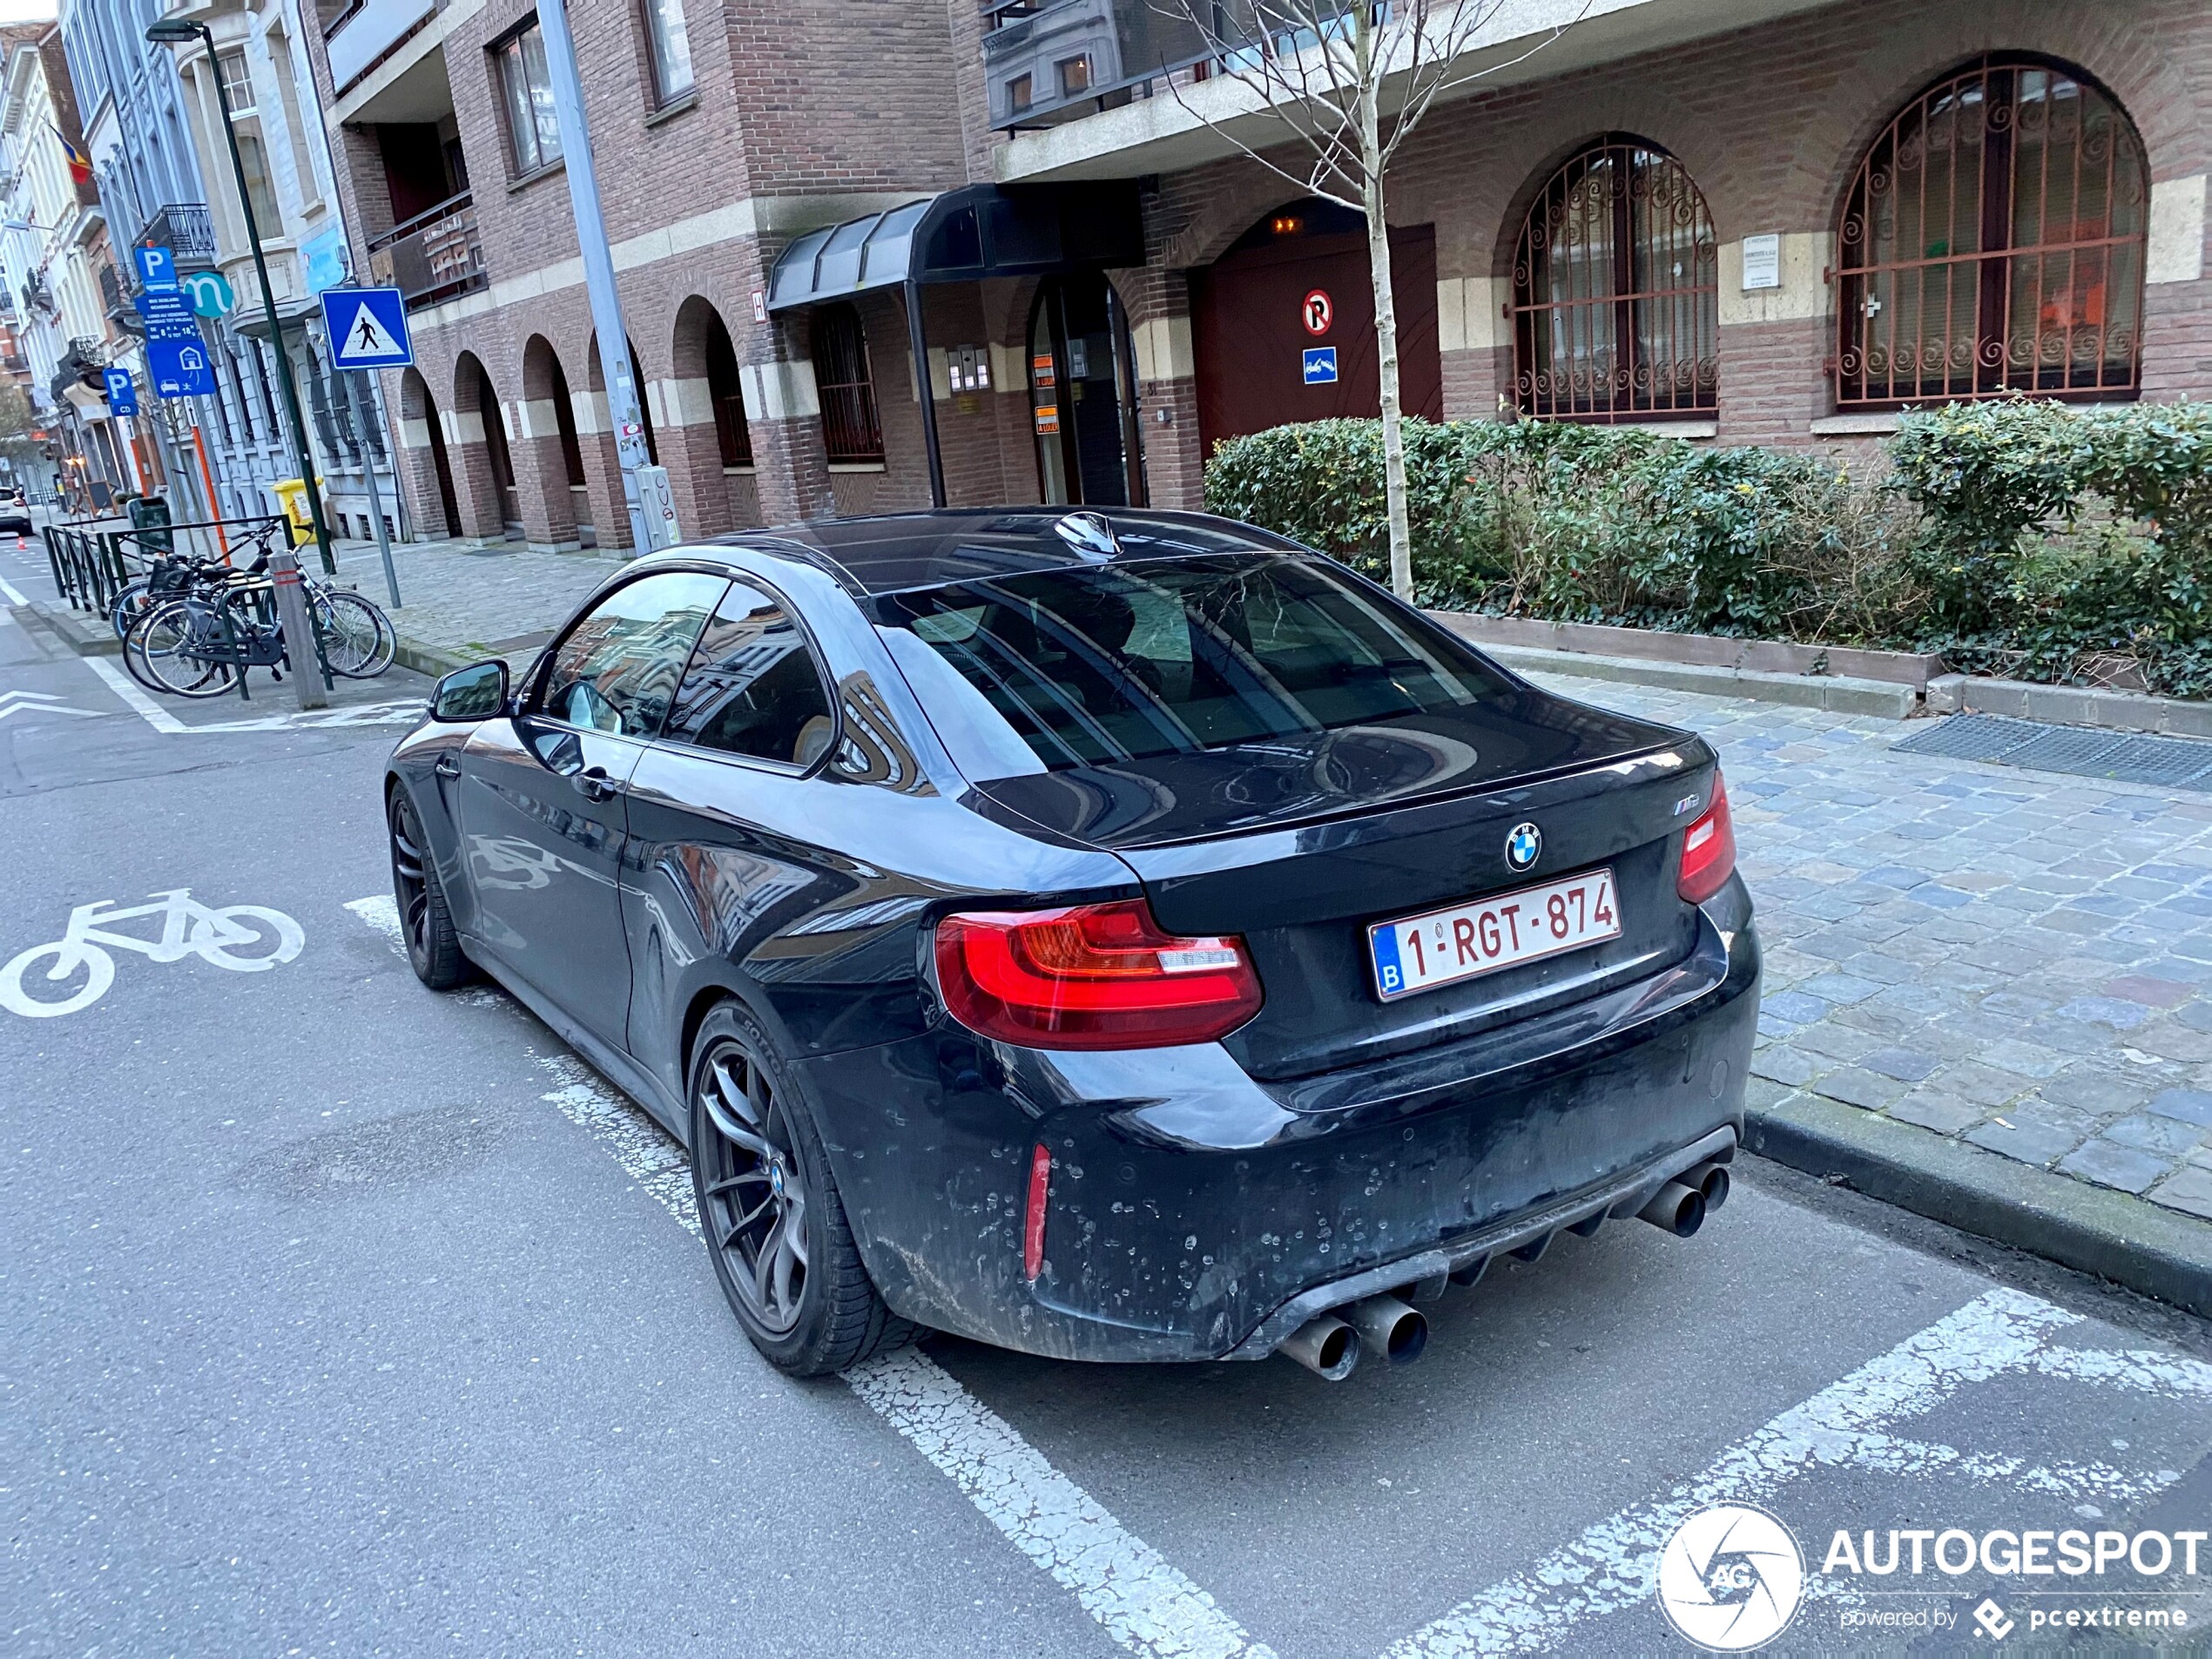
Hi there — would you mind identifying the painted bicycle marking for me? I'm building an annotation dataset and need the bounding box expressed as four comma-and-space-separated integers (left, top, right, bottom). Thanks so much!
1, 888, 304, 1017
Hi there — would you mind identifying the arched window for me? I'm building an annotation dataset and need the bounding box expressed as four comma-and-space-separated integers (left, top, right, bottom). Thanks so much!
1836, 57, 2148, 407
1510, 137, 1717, 421
811, 303, 882, 465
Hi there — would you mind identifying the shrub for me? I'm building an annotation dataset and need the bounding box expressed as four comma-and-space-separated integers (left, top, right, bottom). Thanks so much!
1202, 397, 2212, 698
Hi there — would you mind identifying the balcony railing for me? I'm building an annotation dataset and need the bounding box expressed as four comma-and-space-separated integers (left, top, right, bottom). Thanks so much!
366, 190, 486, 310
326, 0, 440, 92
138, 203, 219, 269
98, 260, 130, 321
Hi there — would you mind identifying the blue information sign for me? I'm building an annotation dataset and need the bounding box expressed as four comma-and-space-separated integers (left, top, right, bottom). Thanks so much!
133, 244, 179, 294
102, 367, 138, 415
134, 291, 198, 339
320, 287, 413, 369
1302, 347, 1339, 385
147, 334, 217, 398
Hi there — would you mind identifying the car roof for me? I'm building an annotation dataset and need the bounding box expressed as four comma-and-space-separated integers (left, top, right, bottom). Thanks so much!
700, 508, 1300, 597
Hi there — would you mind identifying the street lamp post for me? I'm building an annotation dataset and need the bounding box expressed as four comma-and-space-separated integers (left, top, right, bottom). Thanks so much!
147, 16, 329, 711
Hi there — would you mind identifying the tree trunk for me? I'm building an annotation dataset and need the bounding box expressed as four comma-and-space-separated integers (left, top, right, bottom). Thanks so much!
1357, 37, 1413, 600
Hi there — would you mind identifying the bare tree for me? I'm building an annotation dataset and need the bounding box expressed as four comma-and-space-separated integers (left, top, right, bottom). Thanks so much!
1158, 1, 1582, 597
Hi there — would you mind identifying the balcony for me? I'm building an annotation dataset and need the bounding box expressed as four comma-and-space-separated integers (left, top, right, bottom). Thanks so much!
138, 203, 219, 269
326, 0, 440, 94
982, 0, 1206, 130
366, 190, 485, 310
99, 260, 135, 328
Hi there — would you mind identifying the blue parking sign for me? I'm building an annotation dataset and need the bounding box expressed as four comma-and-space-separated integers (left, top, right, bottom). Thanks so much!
102, 368, 138, 415
320, 287, 413, 368
1303, 347, 1339, 385
133, 244, 178, 294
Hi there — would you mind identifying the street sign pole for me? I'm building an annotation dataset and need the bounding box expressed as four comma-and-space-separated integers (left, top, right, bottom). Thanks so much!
354, 373, 400, 609
536, 0, 672, 554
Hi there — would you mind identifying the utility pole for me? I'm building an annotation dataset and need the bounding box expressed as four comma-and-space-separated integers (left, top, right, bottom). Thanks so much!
534, 0, 677, 554
147, 16, 329, 710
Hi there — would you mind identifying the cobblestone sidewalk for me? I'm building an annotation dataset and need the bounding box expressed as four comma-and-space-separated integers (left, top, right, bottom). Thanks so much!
1518, 670, 2212, 1228
327, 535, 624, 664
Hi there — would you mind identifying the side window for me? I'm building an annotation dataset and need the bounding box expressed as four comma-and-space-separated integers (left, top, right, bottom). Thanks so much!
535, 570, 729, 738
662, 580, 835, 767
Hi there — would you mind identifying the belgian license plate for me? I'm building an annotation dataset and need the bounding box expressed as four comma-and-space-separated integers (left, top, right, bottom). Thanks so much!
1368, 868, 1622, 1001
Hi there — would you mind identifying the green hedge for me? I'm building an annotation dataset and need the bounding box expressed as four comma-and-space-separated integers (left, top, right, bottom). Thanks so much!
1202, 400, 2212, 698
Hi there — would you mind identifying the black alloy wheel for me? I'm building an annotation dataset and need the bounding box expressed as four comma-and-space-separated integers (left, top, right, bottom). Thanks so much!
388, 786, 474, 988
689, 1003, 914, 1376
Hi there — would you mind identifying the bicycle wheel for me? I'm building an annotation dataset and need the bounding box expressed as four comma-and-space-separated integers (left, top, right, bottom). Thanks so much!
195, 904, 306, 970
110, 577, 152, 639
126, 599, 239, 699
0, 941, 114, 1018
316, 590, 396, 678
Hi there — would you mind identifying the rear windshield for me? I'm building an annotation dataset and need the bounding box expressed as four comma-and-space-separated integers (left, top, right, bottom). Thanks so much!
871, 553, 1511, 777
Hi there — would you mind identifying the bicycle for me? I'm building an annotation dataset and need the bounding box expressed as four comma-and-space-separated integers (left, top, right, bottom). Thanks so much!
120, 549, 396, 697
0, 888, 304, 1018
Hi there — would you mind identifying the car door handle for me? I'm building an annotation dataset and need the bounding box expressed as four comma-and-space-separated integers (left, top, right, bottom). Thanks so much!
434, 754, 460, 779
574, 765, 623, 802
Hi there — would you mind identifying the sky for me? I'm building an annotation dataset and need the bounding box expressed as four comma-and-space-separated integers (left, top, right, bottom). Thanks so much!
0, 1, 55, 22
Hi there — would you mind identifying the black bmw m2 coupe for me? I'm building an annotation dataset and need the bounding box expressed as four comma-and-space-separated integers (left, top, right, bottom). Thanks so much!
385, 509, 1757, 1379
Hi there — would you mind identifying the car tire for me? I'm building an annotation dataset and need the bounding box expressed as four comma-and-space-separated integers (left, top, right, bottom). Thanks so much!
689, 1001, 915, 1377
388, 786, 476, 990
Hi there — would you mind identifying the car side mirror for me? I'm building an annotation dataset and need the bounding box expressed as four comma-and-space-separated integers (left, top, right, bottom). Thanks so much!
430, 658, 509, 722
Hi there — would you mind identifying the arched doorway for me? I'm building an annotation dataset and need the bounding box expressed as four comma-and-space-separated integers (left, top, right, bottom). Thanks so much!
460, 355, 521, 537
401, 367, 461, 537
1026, 273, 1142, 506
1189, 199, 1440, 454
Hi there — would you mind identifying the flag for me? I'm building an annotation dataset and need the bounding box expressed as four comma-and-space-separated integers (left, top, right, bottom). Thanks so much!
51, 125, 91, 187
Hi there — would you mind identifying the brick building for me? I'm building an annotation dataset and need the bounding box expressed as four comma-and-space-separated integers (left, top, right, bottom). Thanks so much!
303, 0, 2211, 550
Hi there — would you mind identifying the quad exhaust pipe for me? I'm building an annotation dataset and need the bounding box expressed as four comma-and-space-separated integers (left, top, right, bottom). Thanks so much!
1278, 1293, 1429, 1379
1280, 1159, 1731, 1378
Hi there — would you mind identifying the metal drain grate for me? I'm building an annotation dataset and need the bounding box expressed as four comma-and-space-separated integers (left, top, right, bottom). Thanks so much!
1894, 713, 2212, 791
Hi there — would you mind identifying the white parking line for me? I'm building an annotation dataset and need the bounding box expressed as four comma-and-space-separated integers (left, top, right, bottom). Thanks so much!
343, 896, 2208, 1659
0, 572, 27, 605
1386, 1289, 2209, 1657
82, 655, 421, 733
347, 896, 1279, 1659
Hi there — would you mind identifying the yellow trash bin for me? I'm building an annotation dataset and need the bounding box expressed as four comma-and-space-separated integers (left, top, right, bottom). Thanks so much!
271, 476, 325, 546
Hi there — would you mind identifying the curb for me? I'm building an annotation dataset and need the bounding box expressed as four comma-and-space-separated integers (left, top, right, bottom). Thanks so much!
1480, 643, 1919, 718
1745, 1092, 2212, 1318
392, 634, 472, 680
19, 598, 121, 657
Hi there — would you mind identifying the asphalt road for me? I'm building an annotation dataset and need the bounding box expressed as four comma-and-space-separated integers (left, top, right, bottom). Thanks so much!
4, 577, 2209, 1657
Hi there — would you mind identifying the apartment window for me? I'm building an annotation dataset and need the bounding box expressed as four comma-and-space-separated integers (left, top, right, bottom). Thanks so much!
1836, 56, 2147, 407
1056, 56, 1090, 98
495, 24, 563, 176
1007, 74, 1032, 114
236, 133, 283, 234
216, 48, 254, 112
642, 0, 694, 106
811, 304, 881, 465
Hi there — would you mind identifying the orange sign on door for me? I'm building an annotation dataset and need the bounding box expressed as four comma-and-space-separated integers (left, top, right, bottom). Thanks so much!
1033, 403, 1061, 435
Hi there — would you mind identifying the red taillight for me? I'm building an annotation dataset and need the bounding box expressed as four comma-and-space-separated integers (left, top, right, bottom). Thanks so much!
1023, 1143, 1050, 1281
934, 897, 1264, 1050
1676, 771, 1737, 905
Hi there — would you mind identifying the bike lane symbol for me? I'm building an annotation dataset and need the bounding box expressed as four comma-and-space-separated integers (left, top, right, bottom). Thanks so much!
1, 889, 304, 1018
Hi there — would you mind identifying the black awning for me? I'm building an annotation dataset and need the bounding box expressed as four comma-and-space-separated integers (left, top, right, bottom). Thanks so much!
765, 182, 1145, 313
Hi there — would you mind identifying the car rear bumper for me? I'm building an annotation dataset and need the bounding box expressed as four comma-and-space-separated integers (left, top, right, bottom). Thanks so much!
800, 880, 1759, 1364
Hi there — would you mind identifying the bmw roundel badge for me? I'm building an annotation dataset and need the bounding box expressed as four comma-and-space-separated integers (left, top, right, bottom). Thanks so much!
1505, 821, 1542, 872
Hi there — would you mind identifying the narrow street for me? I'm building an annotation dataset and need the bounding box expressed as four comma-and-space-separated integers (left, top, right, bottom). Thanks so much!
6, 557, 2206, 1657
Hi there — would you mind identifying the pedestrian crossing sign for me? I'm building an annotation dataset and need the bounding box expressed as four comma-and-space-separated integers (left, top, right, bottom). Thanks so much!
320, 287, 414, 368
